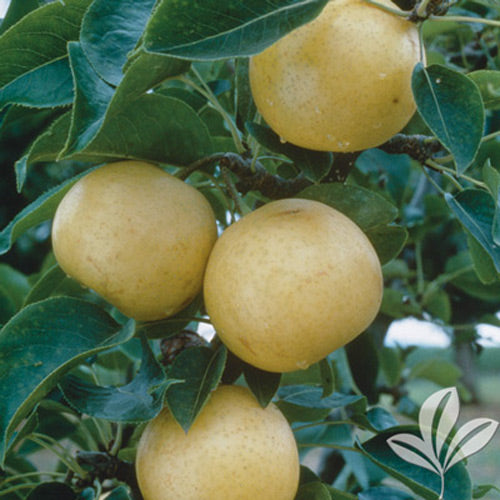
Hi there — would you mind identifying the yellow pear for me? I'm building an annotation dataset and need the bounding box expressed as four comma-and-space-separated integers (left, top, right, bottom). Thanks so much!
249, 0, 421, 152
203, 198, 383, 372
51, 160, 217, 321
135, 384, 300, 500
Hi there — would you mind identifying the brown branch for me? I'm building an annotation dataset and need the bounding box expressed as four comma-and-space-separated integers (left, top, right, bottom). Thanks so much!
379, 133, 443, 163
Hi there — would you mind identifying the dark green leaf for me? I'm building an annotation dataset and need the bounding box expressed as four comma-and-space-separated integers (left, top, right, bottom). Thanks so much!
80, 0, 157, 85
358, 486, 413, 499
0, 0, 39, 35
243, 364, 281, 408
59, 338, 179, 422
469, 70, 500, 110
295, 481, 331, 500
0, 264, 30, 310
446, 189, 500, 272
141, 0, 329, 60
365, 407, 399, 432
277, 385, 362, 409
345, 332, 379, 404
0, 297, 135, 466
63, 42, 115, 156
165, 346, 227, 432
0, 57, 74, 111
466, 233, 499, 285
355, 148, 412, 206
325, 486, 357, 499
378, 347, 402, 387
412, 63, 484, 173
0, 167, 96, 255
27, 482, 76, 500
359, 427, 472, 500
61, 43, 209, 164
365, 224, 407, 265
23, 264, 68, 306
247, 122, 333, 182
298, 183, 398, 229
0, 0, 91, 89
236, 58, 257, 126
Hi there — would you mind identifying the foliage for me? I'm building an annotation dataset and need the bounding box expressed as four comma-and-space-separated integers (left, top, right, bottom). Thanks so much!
0, 0, 499, 498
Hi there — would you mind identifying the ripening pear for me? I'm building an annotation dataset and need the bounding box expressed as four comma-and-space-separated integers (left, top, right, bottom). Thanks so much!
51, 161, 217, 321
135, 385, 300, 500
203, 198, 383, 373
249, 0, 421, 152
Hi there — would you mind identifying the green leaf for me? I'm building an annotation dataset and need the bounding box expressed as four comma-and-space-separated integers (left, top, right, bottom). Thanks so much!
278, 385, 362, 409
80, 0, 157, 85
246, 122, 333, 182
446, 251, 500, 301
165, 345, 227, 432
365, 224, 407, 265
0, 167, 96, 255
243, 364, 281, 408
104, 486, 133, 500
298, 183, 405, 263
379, 347, 402, 387
408, 358, 461, 387
359, 427, 472, 500
61, 43, 209, 164
63, 42, 115, 156
466, 233, 499, 285
59, 338, 180, 422
358, 486, 413, 499
0, 0, 39, 35
0, 264, 30, 310
298, 183, 398, 230
23, 264, 68, 306
473, 484, 500, 499
295, 481, 332, 500
412, 63, 484, 173
26, 482, 76, 500
0, 57, 74, 111
469, 70, 500, 110
141, 0, 329, 60
0, 297, 135, 466
446, 189, 500, 272
0, 0, 91, 89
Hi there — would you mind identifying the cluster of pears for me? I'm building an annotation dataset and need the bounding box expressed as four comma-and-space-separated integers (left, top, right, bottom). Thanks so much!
51, 0, 420, 497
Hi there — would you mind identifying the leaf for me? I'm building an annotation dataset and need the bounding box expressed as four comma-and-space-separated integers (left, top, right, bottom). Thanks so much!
277, 385, 362, 409
0, 0, 39, 35
358, 486, 414, 500
365, 224, 407, 265
59, 337, 180, 422
104, 486, 133, 500
408, 359, 462, 388
0, 0, 91, 89
165, 345, 227, 432
412, 63, 484, 173
298, 183, 398, 229
0, 57, 74, 111
0, 297, 135, 466
243, 364, 281, 408
0, 167, 96, 255
26, 482, 76, 500
141, 0, 329, 60
443, 418, 499, 472
23, 264, 67, 306
63, 42, 115, 156
80, 0, 157, 85
246, 122, 333, 182
469, 70, 500, 110
61, 43, 209, 164
295, 481, 332, 500
446, 189, 500, 272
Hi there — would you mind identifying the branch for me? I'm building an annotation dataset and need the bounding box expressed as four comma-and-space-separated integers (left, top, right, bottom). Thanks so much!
379, 134, 443, 163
